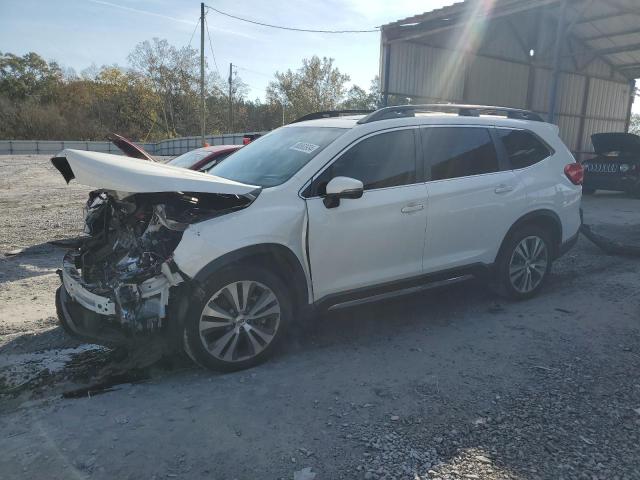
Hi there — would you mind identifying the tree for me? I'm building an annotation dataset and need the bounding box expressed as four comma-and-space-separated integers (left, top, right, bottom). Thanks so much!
92, 66, 158, 140
0, 46, 377, 140
266, 56, 350, 122
340, 77, 384, 110
341, 85, 372, 110
0, 51, 62, 101
128, 38, 200, 137
206, 69, 250, 133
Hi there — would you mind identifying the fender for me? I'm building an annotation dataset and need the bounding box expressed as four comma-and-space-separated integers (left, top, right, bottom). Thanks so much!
497, 209, 563, 260
192, 243, 311, 308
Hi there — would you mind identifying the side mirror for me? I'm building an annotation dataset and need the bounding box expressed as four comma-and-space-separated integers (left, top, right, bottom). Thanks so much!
323, 176, 364, 208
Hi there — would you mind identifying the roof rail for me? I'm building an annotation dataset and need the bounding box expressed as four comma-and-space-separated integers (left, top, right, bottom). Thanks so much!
291, 109, 374, 124
357, 104, 545, 124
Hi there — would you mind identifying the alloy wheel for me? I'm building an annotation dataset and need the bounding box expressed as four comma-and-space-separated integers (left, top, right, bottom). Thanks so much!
198, 280, 281, 363
508, 235, 549, 294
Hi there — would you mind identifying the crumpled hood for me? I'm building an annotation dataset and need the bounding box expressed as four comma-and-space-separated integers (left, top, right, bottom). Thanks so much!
51, 149, 259, 196
591, 133, 640, 155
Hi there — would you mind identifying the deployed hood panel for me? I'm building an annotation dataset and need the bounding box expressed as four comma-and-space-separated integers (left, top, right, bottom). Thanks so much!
51, 149, 259, 196
591, 133, 640, 155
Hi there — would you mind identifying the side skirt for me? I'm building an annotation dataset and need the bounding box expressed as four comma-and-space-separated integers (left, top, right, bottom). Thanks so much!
315, 263, 491, 312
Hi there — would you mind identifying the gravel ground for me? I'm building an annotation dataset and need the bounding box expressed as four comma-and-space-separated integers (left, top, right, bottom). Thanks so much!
1, 155, 640, 479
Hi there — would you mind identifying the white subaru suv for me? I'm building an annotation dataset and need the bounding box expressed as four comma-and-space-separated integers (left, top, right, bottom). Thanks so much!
53, 104, 583, 371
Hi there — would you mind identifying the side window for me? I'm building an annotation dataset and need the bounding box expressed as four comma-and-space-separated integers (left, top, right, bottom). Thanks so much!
497, 129, 552, 169
314, 129, 416, 194
422, 127, 499, 181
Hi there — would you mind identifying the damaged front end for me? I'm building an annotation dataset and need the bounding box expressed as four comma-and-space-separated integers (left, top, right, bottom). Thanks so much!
56, 189, 254, 346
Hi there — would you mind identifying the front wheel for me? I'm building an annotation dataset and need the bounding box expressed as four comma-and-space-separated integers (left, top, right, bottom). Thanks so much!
495, 227, 552, 300
183, 266, 292, 372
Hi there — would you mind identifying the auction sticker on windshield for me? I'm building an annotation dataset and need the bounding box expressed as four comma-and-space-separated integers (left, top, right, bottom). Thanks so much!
289, 142, 320, 154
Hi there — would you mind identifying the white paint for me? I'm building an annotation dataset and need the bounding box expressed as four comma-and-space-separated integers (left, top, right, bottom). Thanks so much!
56, 149, 259, 195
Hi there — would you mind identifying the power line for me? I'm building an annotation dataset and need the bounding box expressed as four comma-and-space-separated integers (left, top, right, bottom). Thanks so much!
188, 16, 200, 46
234, 65, 273, 78
204, 14, 221, 77
205, 5, 379, 34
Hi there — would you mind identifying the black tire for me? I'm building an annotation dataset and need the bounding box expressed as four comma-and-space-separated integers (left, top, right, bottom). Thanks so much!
495, 226, 553, 300
183, 266, 292, 372
582, 187, 596, 195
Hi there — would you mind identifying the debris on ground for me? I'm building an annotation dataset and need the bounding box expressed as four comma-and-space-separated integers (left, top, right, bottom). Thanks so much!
293, 467, 317, 480
581, 224, 640, 256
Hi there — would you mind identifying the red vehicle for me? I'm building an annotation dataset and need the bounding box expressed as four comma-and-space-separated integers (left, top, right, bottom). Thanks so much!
107, 133, 243, 172
165, 145, 243, 171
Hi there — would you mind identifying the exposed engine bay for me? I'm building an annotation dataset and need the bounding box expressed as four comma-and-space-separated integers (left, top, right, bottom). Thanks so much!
60, 189, 254, 336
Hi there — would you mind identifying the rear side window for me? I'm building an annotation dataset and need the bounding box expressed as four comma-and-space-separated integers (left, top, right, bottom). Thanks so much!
315, 128, 416, 192
422, 127, 499, 180
497, 129, 552, 169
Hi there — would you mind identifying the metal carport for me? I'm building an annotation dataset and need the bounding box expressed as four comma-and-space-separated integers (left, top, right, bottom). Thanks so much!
380, 0, 640, 159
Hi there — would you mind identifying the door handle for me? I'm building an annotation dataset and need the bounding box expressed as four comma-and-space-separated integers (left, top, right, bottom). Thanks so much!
401, 203, 424, 213
494, 184, 514, 194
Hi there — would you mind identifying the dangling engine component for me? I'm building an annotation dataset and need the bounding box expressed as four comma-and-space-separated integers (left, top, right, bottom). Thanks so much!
59, 189, 253, 336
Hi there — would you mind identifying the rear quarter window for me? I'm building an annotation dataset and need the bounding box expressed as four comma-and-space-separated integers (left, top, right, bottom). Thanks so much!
497, 129, 552, 169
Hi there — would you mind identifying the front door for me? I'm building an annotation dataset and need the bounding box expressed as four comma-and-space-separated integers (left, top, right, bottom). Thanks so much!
305, 127, 427, 301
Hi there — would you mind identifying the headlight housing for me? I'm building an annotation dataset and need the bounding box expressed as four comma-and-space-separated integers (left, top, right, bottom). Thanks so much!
619, 164, 630, 173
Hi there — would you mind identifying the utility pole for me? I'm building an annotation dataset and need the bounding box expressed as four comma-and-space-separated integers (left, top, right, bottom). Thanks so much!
200, 2, 205, 146
228, 62, 233, 133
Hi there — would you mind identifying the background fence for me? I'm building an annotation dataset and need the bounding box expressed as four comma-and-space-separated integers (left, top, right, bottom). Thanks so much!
0, 132, 266, 156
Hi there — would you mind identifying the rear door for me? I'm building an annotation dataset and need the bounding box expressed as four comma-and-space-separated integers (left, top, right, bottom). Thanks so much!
305, 127, 428, 300
421, 126, 526, 272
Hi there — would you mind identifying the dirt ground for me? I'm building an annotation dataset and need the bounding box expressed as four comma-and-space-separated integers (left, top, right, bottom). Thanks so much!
1, 155, 640, 480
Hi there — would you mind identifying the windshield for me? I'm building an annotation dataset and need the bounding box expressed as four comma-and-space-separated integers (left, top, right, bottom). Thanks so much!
167, 149, 211, 169
209, 126, 346, 187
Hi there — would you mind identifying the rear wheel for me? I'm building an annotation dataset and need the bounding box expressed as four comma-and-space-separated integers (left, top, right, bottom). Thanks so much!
183, 266, 292, 372
495, 226, 552, 300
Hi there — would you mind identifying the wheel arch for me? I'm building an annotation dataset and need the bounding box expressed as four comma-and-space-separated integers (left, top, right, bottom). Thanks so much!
496, 210, 563, 262
192, 243, 310, 311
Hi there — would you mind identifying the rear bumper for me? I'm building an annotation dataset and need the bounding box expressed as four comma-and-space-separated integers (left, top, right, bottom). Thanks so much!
556, 208, 582, 259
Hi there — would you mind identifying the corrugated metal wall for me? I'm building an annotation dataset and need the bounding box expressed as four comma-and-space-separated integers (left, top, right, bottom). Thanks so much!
382, 13, 634, 159
466, 56, 529, 108
387, 43, 465, 101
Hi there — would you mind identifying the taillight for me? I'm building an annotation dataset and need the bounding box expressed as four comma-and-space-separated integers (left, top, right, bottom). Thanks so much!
564, 163, 584, 185
242, 137, 251, 145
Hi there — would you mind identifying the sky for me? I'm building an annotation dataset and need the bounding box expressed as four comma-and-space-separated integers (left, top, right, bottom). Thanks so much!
0, 0, 636, 113
0, 0, 453, 99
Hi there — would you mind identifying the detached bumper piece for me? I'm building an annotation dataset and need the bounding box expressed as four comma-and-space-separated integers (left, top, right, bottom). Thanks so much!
56, 251, 183, 345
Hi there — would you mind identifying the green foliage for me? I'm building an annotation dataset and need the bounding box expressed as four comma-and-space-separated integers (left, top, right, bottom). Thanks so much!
0, 51, 62, 101
0, 47, 379, 141
266, 56, 351, 123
